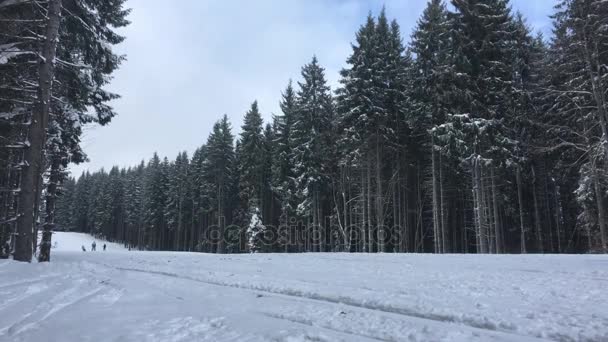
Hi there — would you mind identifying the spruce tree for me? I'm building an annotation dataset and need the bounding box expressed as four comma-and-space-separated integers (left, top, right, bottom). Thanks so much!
272, 81, 298, 251
203, 115, 235, 253
291, 56, 334, 252
238, 101, 266, 241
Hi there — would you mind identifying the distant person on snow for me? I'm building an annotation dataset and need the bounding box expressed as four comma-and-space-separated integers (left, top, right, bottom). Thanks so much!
92, 241, 96, 251
103, 244, 106, 251
82, 245, 86, 252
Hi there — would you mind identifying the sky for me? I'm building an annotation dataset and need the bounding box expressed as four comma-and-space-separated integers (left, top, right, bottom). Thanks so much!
71, 0, 556, 176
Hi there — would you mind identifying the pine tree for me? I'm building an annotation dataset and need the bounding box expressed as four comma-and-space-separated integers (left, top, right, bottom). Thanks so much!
272, 81, 298, 251
440, 0, 517, 253
203, 115, 235, 253
0, 0, 130, 261
247, 207, 267, 253
237, 101, 266, 246
545, 0, 608, 252
291, 56, 334, 252
411, 0, 453, 253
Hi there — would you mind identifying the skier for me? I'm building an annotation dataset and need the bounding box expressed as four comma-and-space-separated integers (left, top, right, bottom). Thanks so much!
92, 241, 96, 251
103, 244, 106, 251
82, 245, 86, 252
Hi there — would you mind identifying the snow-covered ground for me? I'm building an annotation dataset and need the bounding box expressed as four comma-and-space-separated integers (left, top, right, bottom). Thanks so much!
47, 231, 127, 252
0, 233, 606, 342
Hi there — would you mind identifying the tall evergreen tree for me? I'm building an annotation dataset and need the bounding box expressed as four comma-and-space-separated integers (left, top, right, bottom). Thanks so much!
291, 56, 334, 252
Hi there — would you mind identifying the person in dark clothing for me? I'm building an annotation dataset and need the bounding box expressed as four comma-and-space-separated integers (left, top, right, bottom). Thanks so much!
82, 245, 86, 252
103, 244, 106, 251
92, 241, 96, 251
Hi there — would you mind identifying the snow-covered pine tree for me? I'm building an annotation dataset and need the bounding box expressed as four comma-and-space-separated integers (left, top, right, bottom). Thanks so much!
237, 101, 266, 247
123, 162, 145, 249
165, 152, 189, 250
0, 0, 130, 261
437, 0, 518, 253
336, 15, 377, 253
203, 115, 235, 253
262, 123, 277, 249
0, 1, 42, 258
291, 56, 334, 252
410, 0, 453, 253
53, 177, 76, 231
142, 153, 168, 250
247, 207, 266, 253
542, 0, 608, 252
272, 81, 298, 252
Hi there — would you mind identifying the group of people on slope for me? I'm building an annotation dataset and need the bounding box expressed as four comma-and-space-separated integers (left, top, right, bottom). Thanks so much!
81, 241, 106, 252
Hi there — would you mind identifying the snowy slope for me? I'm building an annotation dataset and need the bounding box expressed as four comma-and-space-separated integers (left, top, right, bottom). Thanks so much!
50, 231, 127, 252
0, 233, 606, 342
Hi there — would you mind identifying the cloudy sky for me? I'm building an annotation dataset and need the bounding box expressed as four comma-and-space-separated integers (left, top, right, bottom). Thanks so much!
71, 0, 556, 176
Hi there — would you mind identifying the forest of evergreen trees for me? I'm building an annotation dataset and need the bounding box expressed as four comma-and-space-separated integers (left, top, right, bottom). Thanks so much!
0, 0, 129, 261
3, 0, 608, 258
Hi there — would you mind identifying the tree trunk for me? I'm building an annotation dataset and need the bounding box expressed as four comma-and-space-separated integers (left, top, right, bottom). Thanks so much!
592, 163, 607, 252
32, 170, 43, 253
541, 169, 554, 253
440, 154, 448, 253
15, 0, 63, 262
361, 168, 367, 252
472, 161, 480, 253
431, 140, 441, 254
473, 158, 488, 253
491, 167, 501, 254
375, 134, 385, 252
38, 157, 60, 262
367, 152, 373, 253
516, 166, 527, 253
553, 180, 562, 253
532, 166, 544, 253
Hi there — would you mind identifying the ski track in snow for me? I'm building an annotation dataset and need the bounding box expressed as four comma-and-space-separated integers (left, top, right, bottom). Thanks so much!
0, 232, 606, 342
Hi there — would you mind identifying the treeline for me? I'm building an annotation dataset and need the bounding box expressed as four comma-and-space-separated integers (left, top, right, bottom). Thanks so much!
58, 0, 608, 254
0, 0, 129, 261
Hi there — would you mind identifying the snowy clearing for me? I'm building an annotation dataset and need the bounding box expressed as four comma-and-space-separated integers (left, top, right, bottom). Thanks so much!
0, 233, 606, 342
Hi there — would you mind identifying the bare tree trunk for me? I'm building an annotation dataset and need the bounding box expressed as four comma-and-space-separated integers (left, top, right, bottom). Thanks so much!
361, 168, 367, 252
392, 174, 398, 252
474, 158, 488, 254
481, 165, 492, 254
472, 160, 480, 253
344, 182, 350, 252
516, 166, 527, 253
398, 167, 406, 252
592, 163, 607, 252
375, 134, 385, 252
317, 189, 324, 252
431, 139, 441, 253
38, 157, 60, 262
15, 0, 62, 262
217, 183, 224, 254
440, 154, 448, 253
539, 166, 554, 253
32, 171, 43, 253
491, 167, 501, 254
553, 180, 562, 253
532, 166, 544, 253
367, 152, 373, 253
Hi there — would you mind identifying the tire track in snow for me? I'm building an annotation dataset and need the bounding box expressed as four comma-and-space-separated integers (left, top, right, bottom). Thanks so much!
0, 275, 60, 291
260, 312, 391, 342
1, 284, 104, 337
95, 262, 543, 341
